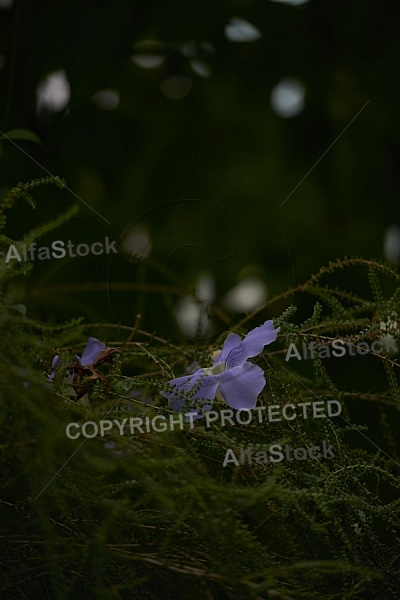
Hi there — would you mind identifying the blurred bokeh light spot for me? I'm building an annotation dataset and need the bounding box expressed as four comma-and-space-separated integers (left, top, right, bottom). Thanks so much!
222, 277, 267, 312
175, 272, 215, 337
225, 17, 262, 42
36, 69, 70, 113
190, 59, 211, 78
175, 296, 211, 337
0, 0, 13, 8
384, 224, 400, 264
121, 225, 152, 260
131, 55, 165, 69
160, 76, 192, 100
270, 77, 305, 118
92, 88, 120, 111
196, 271, 215, 303
131, 39, 165, 69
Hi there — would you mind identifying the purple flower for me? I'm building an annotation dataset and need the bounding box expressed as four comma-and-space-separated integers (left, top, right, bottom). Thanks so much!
75, 337, 106, 366
49, 337, 106, 380
48, 354, 62, 381
162, 320, 279, 414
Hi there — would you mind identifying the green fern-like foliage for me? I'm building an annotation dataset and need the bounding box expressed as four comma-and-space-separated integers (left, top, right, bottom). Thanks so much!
1, 182, 400, 599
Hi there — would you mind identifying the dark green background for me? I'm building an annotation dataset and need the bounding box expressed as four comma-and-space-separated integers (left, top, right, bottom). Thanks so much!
0, 0, 399, 336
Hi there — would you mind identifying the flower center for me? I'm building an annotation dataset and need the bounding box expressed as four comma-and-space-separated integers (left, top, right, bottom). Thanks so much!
204, 360, 226, 376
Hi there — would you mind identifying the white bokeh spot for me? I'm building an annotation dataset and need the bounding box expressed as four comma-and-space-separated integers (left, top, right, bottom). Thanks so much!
222, 277, 267, 312
121, 226, 152, 260
175, 271, 215, 337
175, 296, 211, 337
131, 39, 166, 69
225, 17, 262, 43
384, 224, 400, 264
131, 55, 165, 69
190, 59, 211, 78
196, 271, 215, 303
270, 77, 305, 118
36, 69, 70, 113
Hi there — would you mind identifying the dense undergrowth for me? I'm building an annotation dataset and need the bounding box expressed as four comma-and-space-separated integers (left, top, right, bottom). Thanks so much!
1, 178, 400, 599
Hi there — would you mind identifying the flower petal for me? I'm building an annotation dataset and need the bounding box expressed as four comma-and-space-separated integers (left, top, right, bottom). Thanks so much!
51, 355, 61, 368
217, 362, 266, 410
225, 320, 279, 368
48, 354, 62, 381
80, 337, 106, 366
161, 368, 218, 414
214, 332, 242, 365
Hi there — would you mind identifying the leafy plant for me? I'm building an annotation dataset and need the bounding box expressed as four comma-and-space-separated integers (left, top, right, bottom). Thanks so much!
1, 181, 400, 599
